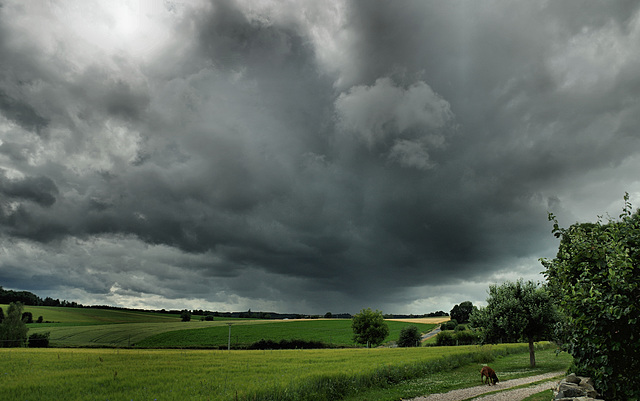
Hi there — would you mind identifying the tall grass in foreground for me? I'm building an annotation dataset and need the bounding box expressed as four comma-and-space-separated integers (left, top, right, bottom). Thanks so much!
0, 343, 535, 401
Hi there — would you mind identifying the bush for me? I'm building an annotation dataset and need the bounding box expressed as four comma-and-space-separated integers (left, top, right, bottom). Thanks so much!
28, 332, 50, 348
435, 329, 480, 346
454, 324, 466, 332
435, 331, 456, 346
21, 312, 33, 324
248, 339, 329, 350
204, 315, 214, 321
397, 325, 421, 347
441, 320, 458, 331
455, 329, 480, 345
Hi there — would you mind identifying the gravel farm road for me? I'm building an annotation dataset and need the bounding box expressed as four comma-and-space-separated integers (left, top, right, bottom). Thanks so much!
406, 371, 564, 401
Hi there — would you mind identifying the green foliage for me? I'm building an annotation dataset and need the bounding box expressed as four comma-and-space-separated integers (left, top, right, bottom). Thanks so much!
541, 194, 640, 400
0, 302, 29, 347
28, 331, 50, 347
22, 311, 33, 323
434, 329, 479, 346
469, 280, 558, 367
351, 308, 389, 347
435, 330, 455, 346
397, 325, 421, 347
441, 319, 458, 331
450, 301, 475, 324
180, 309, 191, 322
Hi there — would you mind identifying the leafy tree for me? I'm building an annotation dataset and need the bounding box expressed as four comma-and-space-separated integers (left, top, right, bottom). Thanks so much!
469, 280, 557, 367
397, 325, 421, 347
351, 308, 389, 347
180, 309, 191, 322
0, 307, 4, 323
22, 311, 33, 323
0, 302, 28, 347
450, 301, 475, 324
541, 194, 640, 400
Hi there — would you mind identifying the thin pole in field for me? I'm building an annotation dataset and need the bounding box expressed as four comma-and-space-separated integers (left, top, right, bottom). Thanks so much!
227, 323, 233, 351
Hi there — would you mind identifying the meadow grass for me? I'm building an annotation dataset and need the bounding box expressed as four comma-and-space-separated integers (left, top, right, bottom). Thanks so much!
341, 345, 572, 401
0, 343, 533, 401
137, 319, 436, 348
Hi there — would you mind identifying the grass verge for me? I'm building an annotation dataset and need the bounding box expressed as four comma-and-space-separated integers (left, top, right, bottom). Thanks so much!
341, 344, 571, 401
0, 343, 535, 400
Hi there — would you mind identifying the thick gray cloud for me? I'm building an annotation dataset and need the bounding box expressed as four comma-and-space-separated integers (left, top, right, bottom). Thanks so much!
1, 0, 640, 314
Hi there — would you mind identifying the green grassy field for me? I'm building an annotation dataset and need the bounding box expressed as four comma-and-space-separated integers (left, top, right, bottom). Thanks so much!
137, 319, 436, 348
0, 343, 558, 401
4, 304, 182, 325
15, 305, 436, 347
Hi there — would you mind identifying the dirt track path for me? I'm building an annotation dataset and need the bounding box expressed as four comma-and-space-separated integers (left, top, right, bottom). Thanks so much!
406, 371, 563, 401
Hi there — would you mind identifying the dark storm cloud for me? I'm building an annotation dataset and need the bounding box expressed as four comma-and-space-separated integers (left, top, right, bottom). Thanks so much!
1, 0, 640, 313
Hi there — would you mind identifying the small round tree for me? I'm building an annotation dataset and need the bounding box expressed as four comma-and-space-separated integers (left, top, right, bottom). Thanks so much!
469, 280, 558, 367
397, 325, 421, 347
351, 308, 389, 347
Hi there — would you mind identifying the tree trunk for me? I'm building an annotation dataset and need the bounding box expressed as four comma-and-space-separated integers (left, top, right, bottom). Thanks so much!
528, 338, 536, 367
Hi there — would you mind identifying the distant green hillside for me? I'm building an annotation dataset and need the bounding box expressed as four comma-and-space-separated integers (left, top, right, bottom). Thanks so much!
1, 304, 181, 326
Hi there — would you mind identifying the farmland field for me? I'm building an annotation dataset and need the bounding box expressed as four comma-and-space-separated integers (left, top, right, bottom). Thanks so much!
3, 304, 182, 326
137, 319, 436, 348
15, 305, 438, 347
0, 343, 542, 401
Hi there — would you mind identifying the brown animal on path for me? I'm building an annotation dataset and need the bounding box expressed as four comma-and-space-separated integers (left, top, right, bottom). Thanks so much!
480, 366, 499, 385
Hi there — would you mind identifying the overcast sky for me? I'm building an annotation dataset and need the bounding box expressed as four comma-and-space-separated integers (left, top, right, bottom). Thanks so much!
1, 0, 639, 315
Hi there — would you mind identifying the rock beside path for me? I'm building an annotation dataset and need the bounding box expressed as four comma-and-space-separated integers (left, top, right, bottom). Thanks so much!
553, 373, 603, 401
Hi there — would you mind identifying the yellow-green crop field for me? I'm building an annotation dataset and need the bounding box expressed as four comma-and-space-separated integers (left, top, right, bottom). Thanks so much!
0, 344, 531, 401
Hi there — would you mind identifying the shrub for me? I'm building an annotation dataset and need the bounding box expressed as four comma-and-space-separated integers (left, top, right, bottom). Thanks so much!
397, 325, 421, 347
455, 329, 480, 345
441, 320, 457, 331
435, 331, 455, 346
248, 339, 329, 350
454, 324, 466, 332
21, 312, 33, 324
28, 332, 50, 348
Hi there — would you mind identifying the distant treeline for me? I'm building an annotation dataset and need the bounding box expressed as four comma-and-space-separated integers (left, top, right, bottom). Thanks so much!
0, 286, 81, 308
0, 285, 448, 319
